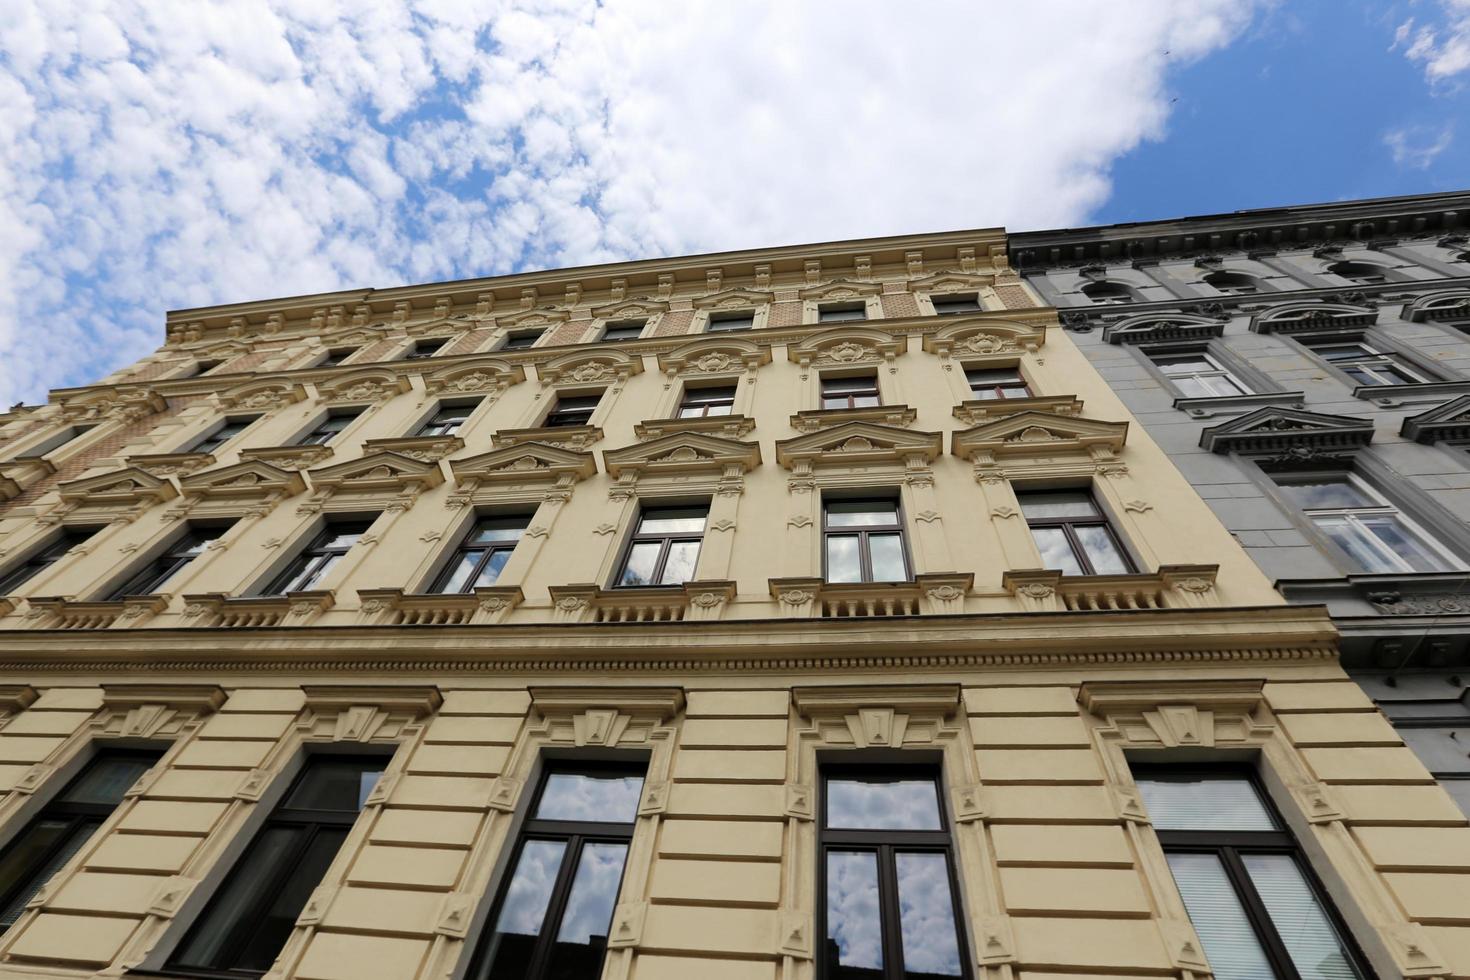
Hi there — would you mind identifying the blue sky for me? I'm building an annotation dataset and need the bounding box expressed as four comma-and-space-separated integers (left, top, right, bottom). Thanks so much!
2, 0, 1468, 406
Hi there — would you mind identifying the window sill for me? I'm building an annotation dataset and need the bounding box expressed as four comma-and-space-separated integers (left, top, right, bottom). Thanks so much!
953, 394, 1083, 426
767, 573, 972, 618
124, 451, 217, 478
492, 424, 602, 452
180, 590, 334, 628
362, 434, 465, 462
23, 594, 168, 630
1173, 391, 1306, 420
357, 586, 523, 625
1002, 565, 1220, 612
1352, 380, 1470, 408
549, 581, 736, 623
633, 414, 755, 441
789, 404, 916, 432
237, 444, 335, 471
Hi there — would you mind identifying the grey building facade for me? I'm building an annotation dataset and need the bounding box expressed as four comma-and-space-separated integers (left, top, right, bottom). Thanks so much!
1011, 191, 1470, 815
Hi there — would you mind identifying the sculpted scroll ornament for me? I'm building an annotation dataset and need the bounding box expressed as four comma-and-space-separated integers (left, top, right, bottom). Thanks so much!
815, 342, 878, 365
568, 363, 613, 383
954, 333, 1019, 355
692, 353, 734, 373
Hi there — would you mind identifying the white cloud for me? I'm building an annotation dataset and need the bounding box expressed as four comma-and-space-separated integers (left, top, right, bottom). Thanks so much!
1395, 0, 1470, 83
0, 0, 1259, 406
1384, 122, 1456, 168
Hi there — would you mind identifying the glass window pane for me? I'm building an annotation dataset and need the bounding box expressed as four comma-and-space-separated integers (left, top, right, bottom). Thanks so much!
1030, 527, 1084, 576
1357, 515, 1453, 573
868, 533, 907, 582
1274, 479, 1369, 511
827, 778, 942, 831
895, 852, 963, 978
638, 509, 707, 533
1137, 777, 1276, 831
1074, 525, 1130, 574
1018, 492, 1098, 520
1167, 852, 1278, 980
1155, 355, 1216, 374
476, 839, 568, 979
1242, 854, 1361, 979
283, 759, 385, 812
1314, 517, 1400, 573
0, 819, 80, 930
826, 501, 897, 527
320, 527, 365, 551
290, 554, 339, 592
826, 535, 863, 583
234, 826, 348, 973
473, 549, 513, 588
536, 773, 645, 823
435, 551, 482, 594
173, 825, 304, 969
618, 542, 661, 587
471, 519, 527, 543
826, 850, 885, 977
544, 842, 630, 980
659, 540, 701, 586
61, 756, 155, 805
1172, 376, 1215, 398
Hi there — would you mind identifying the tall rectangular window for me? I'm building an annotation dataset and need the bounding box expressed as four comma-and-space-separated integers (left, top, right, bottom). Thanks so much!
318, 348, 357, 368
501, 330, 543, 351
168, 756, 386, 976
1148, 351, 1251, 398
823, 499, 909, 583
1299, 338, 1431, 386
0, 528, 100, 596
965, 367, 1030, 400
466, 765, 644, 980
932, 293, 982, 315
707, 311, 755, 332
601, 321, 646, 342
295, 411, 360, 447
105, 524, 231, 600
543, 394, 601, 428
818, 302, 867, 323
262, 521, 371, 595
0, 750, 160, 933
416, 401, 478, 437
820, 767, 968, 980
430, 516, 528, 593
615, 506, 706, 587
405, 338, 447, 360
18, 426, 95, 460
190, 418, 258, 456
1018, 490, 1132, 575
1137, 769, 1367, 980
821, 375, 880, 410
1275, 475, 1457, 573
677, 385, 736, 418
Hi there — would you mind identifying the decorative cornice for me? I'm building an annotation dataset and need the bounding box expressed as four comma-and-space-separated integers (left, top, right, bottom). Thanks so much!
1077, 678, 1265, 717
1400, 394, 1470, 443
792, 684, 961, 719
789, 405, 917, 432
952, 395, 1083, 426
301, 684, 443, 717
1249, 303, 1377, 335
362, 435, 465, 463
1403, 288, 1470, 322
633, 415, 756, 441
100, 683, 228, 714
1198, 406, 1374, 457
1103, 313, 1224, 345
601, 432, 761, 479
492, 425, 603, 452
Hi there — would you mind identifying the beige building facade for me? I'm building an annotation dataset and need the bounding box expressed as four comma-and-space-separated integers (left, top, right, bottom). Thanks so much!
0, 229, 1463, 979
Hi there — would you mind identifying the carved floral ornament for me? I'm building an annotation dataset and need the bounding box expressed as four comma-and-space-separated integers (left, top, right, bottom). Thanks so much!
788, 326, 903, 370
315, 370, 411, 404
537, 348, 643, 386
922, 318, 1044, 360
657, 337, 772, 377
59, 388, 167, 424
422, 357, 525, 394
216, 378, 308, 411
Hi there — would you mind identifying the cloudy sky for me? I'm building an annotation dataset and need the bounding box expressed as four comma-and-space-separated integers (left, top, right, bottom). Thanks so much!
3, 0, 1469, 406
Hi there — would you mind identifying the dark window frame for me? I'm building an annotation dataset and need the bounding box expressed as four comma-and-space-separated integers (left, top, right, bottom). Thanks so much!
104, 524, 231, 600
189, 418, 259, 457
294, 411, 360, 447
963, 364, 1030, 400
816, 763, 972, 980
676, 384, 737, 418
260, 520, 372, 596
499, 329, 544, 351
600, 320, 647, 342
817, 302, 868, 323
820, 374, 881, 410
1136, 764, 1371, 980
542, 392, 602, 429
931, 293, 983, 316
0, 527, 100, 596
821, 497, 913, 584
612, 504, 708, 589
707, 310, 756, 332
404, 338, 448, 360
317, 348, 357, 368
1018, 489, 1136, 576
427, 514, 529, 593
1295, 332, 1437, 387
415, 400, 479, 438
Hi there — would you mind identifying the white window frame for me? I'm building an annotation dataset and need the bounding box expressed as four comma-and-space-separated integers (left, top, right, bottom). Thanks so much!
1285, 473, 1461, 574
1149, 350, 1251, 398
1301, 339, 1432, 386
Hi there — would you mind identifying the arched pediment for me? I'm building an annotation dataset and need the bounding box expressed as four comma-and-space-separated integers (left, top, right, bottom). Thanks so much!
1102, 313, 1223, 346
1404, 289, 1470, 323
602, 432, 761, 479
217, 376, 309, 411
423, 357, 526, 394
776, 421, 941, 469
315, 368, 412, 404
691, 288, 774, 311
180, 461, 306, 500
1200, 406, 1374, 457
658, 337, 771, 376
788, 326, 904, 368
922, 318, 1045, 357
951, 412, 1128, 461
590, 298, 670, 320
307, 451, 444, 493
449, 443, 597, 484
537, 348, 644, 386
57, 467, 177, 506
797, 279, 883, 302
496, 307, 570, 331
1249, 302, 1377, 335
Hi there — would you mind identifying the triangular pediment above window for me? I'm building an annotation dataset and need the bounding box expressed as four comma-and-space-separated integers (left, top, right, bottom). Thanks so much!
57, 467, 178, 506
422, 357, 526, 394
1102, 313, 1224, 346
315, 368, 412, 404
601, 432, 761, 479
797, 279, 883, 302
449, 443, 597, 484
1400, 395, 1470, 444
776, 421, 942, 469
691, 287, 774, 311
951, 412, 1128, 460
922, 318, 1045, 357
1249, 302, 1377, 335
307, 451, 445, 493
1404, 289, 1470, 323
179, 460, 306, 500
788, 326, 904, 368
1199, 406, 1374, 455
658, 336, 772, 376
217, 376, 309, 411
590, 298, 670, 320
908, 271, 992, 294
537, 348, 643, 386
495, 307, 570, 331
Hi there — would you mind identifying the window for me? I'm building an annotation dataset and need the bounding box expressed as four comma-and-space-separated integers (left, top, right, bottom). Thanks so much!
965, 366, 1030, 400
295, 411, 360, 447
429, 515, 528, 592
194, 360, 225, 376
465, 765, 644, 980
1148, 351, 1250, 398
318, 348, 356, 368
105, 524, 231, 600
168, 756, 386, 976
543, 394, 601, 428
1328, 261, 1388, 285
190, 418, 257, 456
405, 338, 447, 360
823, 499, 909, 583
601, 320, 646, 342
707, 311, 755, 332
818, 302, 867, 323
931, 293, 982, 315
1275, 475, 1457, 573
0, 528, 99, 596
615, 506, 706, 587
821, 375, 880, 410
1137, 769, 1367, 980
1298, 339, 1430, 386
820, 767, 969, 980
262, 521, 371, 595
0, 750, 161, 933
1082, 281, 1135, 305
18, 425, 94, 459
500, 330, 543, 351
1018, 490, 1133, 575
677, 385, 736, 418
416, 401, 478, 438
1204, 271, 1261, 295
